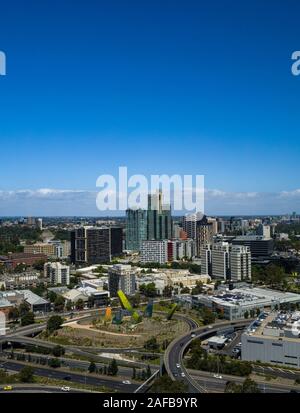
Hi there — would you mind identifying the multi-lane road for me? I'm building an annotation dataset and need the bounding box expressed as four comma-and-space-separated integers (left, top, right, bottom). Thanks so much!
164, 319, 254, 393
0, 359, 139, 392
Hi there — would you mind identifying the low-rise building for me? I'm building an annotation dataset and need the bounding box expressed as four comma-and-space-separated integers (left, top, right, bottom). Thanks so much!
15, 290, 51, 313
0, 252, 47, 270
0, 271, 48, 290
242, 311, 300, 368
192, 286, 300, 321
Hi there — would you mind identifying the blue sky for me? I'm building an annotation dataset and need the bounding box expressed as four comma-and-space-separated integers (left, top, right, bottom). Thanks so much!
0, 0, 300, 215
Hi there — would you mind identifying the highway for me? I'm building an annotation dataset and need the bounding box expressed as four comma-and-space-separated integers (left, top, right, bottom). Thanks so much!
0, 359, 140, 392
1, 351, 153, 378
164, 319, 253, 393
189, 369, 300, 393
0, 384, 96, 393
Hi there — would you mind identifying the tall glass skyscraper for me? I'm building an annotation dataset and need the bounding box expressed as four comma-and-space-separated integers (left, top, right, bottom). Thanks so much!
147, 191, 172, 241
125, 208, 147, 251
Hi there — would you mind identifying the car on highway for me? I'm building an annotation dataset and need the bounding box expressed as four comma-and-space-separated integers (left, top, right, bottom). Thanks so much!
63, 376, 71, 381
176, 363, 180, 368
3, 386, 13, 391
122, 380, 131, 385
61, 386, 70, 392
191, 333, 196, 338
180, 372, 186, 377
213, 374, 223, 379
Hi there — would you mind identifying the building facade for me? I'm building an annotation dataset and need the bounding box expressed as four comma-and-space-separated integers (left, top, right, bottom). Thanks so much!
108, 264, 136, 297
125, 208, 147, 251
196, 215, 214, 256
140, 240, 168, 264
230, 245, 252, 282
44, 262, 70, 285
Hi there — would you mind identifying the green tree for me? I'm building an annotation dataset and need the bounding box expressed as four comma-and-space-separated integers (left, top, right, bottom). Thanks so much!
130, 293, 141, 308
108, 359, 118, 376
250, 309, 255, 318
47, 291, 57, 303
47, 315, 63, 334
150, 375, 188, 393
8, 307, 20, 322
244, 310, 249, 319
200, 308, 215, 325
144, 337, 160, 352
139, 283, 157, 297
52, 345, 65, 357
242, 378, 261, 393
48, 358, 61, 368
88, 361, 97, 373
54, 295, 65, 312
21, 311, 35, 326
87, 295, 95, 309
75, 298, 84, 310
225, 381, 242, 393
32, 259, 46, 271
18, 366, 34, 383
19, 302, 30, 317
132, 367, 136, 380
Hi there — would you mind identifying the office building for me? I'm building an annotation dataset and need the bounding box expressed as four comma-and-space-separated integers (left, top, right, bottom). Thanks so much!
125, 208, 147, 251
230, 245, 251, 282
110, 227, 123, 257
140, 240, 168, 264
200, 244, 212, 276
167, 239, 195, 261
71, 226, 123, 265
44, 262, 70, 285
24, 243, 56, 257
211, 242, 230, 280
71, 227, 110, 264
196, 215, 214, 256
183, 212, 203, 239
232, 235, 274, 257
108, 264, 137, 297
147, 191, 172, 240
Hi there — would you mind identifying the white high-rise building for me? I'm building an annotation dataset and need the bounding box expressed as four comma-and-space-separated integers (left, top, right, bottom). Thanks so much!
140, 240, 168, 264
230, 245, 251, 282
183, 212, 203, 239
211, 242, 230, 280
44, 262, 70, 285
108, 264, 137, 297
200, 244, 212, 276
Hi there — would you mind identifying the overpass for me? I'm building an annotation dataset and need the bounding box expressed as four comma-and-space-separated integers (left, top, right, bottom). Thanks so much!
164, 319, 253, 393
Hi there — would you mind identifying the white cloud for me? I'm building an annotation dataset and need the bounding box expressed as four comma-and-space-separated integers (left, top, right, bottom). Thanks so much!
0, 188, 299, 216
